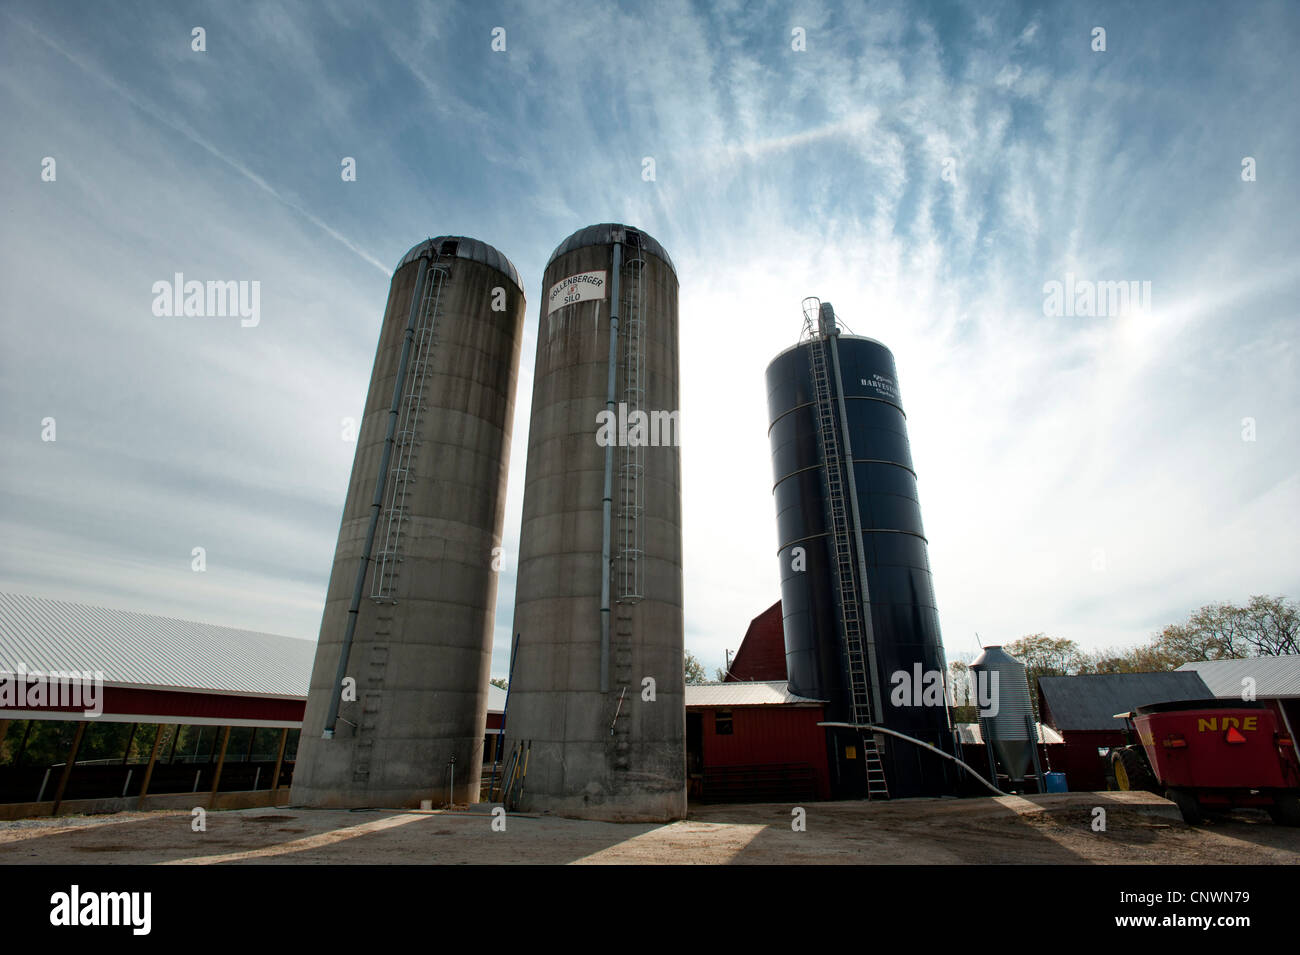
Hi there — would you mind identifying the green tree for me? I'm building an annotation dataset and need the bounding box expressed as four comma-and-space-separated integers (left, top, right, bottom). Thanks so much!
489, 678, 509, 691
684, 651, 707, 685
1002, 634, 1086, 721
947, 656, 978, 723
1239, 595, 1299, 656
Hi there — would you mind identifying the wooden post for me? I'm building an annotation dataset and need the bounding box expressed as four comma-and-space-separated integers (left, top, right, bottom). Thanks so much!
137, 724, 166, 810
270, 728, 289, 797
51, 721, 88, 815
208, 726, 232, 809
244, 726, 258, 762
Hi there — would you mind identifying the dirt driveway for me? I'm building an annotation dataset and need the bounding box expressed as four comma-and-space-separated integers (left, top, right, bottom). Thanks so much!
3, 792, 1297, 864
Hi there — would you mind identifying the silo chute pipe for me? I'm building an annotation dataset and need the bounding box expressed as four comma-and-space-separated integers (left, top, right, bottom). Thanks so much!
322, 253, 431, 738
598, 241, 622, 693
818, 722, 1006, 796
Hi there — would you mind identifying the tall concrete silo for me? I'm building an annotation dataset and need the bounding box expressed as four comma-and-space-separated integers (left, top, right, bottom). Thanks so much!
505, 223, 685, 822
765, 300, 956, 799
293, 236, 527, 808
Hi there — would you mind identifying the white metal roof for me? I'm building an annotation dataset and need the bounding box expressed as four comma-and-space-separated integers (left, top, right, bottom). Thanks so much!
955, 722, 1063, 745
0, 593, 315, 699
684, 681, 823, 707
1176, 655, 1300, 699
486, 683, 507, 713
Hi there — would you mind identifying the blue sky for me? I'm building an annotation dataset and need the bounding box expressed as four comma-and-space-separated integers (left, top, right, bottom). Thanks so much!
2, 0, 1297, 680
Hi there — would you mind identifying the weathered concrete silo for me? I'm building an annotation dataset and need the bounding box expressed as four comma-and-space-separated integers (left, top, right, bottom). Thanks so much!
505, 223, 685, 822
293, 236, 526, 808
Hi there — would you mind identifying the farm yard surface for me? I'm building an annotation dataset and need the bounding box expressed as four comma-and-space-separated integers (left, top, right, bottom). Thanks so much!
3, 792, 1298, 865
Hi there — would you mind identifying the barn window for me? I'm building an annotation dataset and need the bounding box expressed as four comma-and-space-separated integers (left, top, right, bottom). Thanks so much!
715, 710, 733, 735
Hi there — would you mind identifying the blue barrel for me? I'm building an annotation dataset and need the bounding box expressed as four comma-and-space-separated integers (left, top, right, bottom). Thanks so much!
1044, 772, 1068, 793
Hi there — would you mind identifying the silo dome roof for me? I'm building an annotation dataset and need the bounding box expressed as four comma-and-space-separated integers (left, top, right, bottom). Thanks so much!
546, 223, 676, 276
396, 236, 524, 293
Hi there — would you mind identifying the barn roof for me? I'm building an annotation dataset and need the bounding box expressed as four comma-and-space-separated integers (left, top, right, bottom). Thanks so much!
1037, 671, 1211, 732
725, 599, 787, 682
685, 681, 823, 707
955, 722, 1063, 745
0, 593, 314, 699
1176, 655, 1300, 699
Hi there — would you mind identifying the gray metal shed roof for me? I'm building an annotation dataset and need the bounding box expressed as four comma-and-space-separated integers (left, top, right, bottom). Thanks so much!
684, 680, 823, 707
546, 223, 677, 276
1177, 655, 1300, 699
0, 593, 314, 698
1038, 671, 1212, 732
396, 235, 523, 293
956, 722, 1063, 745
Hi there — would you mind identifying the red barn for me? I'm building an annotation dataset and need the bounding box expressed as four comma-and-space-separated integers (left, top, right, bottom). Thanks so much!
686, 681, 830, 801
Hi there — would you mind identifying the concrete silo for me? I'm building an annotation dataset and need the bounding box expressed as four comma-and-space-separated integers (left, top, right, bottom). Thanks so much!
504, 223, 685, 822
765, 300, 957, 799
293, 236, 527, 808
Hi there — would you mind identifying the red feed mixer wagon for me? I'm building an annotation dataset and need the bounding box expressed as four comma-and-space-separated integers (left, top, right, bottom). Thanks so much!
1110, 698, 1300, 825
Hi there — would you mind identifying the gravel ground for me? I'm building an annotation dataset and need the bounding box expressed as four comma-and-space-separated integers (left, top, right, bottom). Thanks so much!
2, 791, 1297, 864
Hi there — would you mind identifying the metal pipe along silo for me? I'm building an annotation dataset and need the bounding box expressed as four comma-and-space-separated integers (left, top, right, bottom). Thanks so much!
293, 236, 527, 808
766, 300, 956, 799
504, 223, 685, 821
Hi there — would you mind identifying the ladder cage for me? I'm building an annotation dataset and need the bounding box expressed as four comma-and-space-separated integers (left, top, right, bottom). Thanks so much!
370, 262, 450, 601
615, 252, 647, 603
807, 327, 889, 799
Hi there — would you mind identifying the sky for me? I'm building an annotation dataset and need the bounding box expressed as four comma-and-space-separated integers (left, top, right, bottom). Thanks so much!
1, 0, 1297, 682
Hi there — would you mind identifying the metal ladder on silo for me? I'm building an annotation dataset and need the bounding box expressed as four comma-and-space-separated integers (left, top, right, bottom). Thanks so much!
616, 251, 646, 603
370, 262, 449, 602
809, 335, 890, 800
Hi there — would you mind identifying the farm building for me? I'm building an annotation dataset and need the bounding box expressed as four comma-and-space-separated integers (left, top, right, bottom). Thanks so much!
1037, 671, 1213, 791
1176, 655, 1300, 745
0, 594, 510, 818
686, 680, 829, 801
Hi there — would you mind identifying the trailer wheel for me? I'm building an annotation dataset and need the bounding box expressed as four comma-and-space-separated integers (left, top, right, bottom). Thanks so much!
1267, 794, 1300, 827
1112, 746, 1159, 794
1166, 788, 1203, 825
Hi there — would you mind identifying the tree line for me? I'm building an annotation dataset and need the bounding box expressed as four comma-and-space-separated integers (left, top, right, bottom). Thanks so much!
948, 594, 1298, 720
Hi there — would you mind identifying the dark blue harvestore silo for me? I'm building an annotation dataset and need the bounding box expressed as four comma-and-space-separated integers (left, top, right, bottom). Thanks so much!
765, 300, 956, 799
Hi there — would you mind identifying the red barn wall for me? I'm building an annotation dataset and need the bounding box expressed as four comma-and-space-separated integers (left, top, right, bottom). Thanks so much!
698, 704, 829, 799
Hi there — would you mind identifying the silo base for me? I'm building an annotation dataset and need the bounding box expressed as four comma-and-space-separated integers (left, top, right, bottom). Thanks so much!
290, 734, 484, 809
514, 791, 686, 824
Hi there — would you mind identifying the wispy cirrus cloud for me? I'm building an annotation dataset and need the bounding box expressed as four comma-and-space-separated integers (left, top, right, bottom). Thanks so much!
1, 0, 1296, 683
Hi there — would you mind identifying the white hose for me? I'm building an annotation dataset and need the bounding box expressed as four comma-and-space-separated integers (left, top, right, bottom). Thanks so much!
818, 721, 1007, 797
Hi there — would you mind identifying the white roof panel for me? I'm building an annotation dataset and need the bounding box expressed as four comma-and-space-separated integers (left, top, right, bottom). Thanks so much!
955, 722, 1063, 745
0, 593, 315, 698
1176, 655, 1300, 699
684, 681, 823, 707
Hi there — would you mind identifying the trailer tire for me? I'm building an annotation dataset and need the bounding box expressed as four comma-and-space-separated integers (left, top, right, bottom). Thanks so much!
1267, 794, 1300, 826
1112, 746, 1159, 794
1166, 788, 1203, 825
